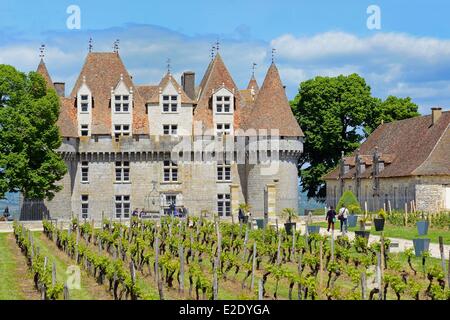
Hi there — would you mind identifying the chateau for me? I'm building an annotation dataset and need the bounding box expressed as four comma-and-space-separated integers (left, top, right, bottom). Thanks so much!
32, 49, 304, 220
323, 108, 450, 213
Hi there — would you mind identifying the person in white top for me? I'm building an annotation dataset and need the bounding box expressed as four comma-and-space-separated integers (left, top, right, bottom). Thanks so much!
338, 205, 349, 233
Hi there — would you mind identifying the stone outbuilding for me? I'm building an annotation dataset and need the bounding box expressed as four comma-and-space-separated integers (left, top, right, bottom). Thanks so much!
323, 108, 450, 213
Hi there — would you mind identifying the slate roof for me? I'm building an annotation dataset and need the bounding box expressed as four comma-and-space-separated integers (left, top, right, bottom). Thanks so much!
323, 111, 450, 180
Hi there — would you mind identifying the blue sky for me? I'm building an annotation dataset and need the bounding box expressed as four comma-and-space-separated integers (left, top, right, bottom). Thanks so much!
0, 0, 449, 112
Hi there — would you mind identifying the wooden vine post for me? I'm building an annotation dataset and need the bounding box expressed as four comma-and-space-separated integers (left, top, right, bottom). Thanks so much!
155, 235, 164, 300
404, 202, 408, 226
331, 228, 335, 262
250, 242, 257, 290
276, 232, 282, 266
361, 272, 366, 300
438, 236, 445, 276
63, 283, 70, 300
319, 241, 323, 290
242, 228, 249, 262
213, 256, 219, 300
258, 279, 263, 300
291, 229, 296, 261
376, 252, 382, 300
380, 232, 385, 272
179, 243, 185, 294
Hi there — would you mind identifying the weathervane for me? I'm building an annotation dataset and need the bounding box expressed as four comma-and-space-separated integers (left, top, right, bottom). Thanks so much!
113, 39, 120, 53
215, 39, 220, 52
252, 62, 257, 76
167, 58, 171, 74
39, 44, 45, 59
211, 45, 216, 59
88, 37, 93, 52
271, 48, 276, 63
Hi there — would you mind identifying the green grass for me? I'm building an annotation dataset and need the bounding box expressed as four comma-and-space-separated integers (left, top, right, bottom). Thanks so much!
32, 232, 93, 300
0, 233, 25, 300
311, 222, 450, 245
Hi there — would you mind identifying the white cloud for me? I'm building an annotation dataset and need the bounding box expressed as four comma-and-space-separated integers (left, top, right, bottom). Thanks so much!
0, 26, 449, 112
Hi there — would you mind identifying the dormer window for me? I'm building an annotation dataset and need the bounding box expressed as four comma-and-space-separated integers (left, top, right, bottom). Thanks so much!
216, 96, 231, 113
344, 165, 350, 174
162, 95, 178, 113
114, 95, 130, 113
78, 94, 91, 113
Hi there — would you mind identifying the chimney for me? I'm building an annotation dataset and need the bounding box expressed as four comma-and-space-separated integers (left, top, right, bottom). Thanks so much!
53, 82, 65, 97
432, 107, 442, 125
181, 71, 195, 101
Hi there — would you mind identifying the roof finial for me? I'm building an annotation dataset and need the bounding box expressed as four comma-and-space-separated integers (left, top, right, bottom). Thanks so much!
271, 48, 276, 63
39, 44, 45, 60
113, 39, 120, 53
252, 62, 257, 76
211, 45, 216, 60
88, 37, 93, 53
166, 58, 171, 75
215, 39, 220, 52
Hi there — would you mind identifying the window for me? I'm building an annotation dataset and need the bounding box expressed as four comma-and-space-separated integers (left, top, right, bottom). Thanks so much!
216, 123, 231, 136
163, 124, 178, 135
162, 95, 178, 113
115, 195, 130, 218
216, 96, 231, 113
115, 161, 130, 183
217, 163, 231, 181
81, 195, 89, 219
80, 124, 89, 136
79, 95, 90, 112
163, 160, 178, 182
114, 95, 130, 113
114, 124, 130, 141
81, 161, 89, 183
217, 194, 231, 217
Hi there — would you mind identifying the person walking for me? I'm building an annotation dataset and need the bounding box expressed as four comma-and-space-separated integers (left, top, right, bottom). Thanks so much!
338, 205, 349, 233
326, 206, 337, 232
238, 208, 244, 223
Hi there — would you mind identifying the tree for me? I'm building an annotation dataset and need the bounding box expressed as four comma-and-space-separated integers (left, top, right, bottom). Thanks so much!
0, 64, 67, 200
291, 74, 419, 199
364, 96, 419, 136
291, 74, 377, 199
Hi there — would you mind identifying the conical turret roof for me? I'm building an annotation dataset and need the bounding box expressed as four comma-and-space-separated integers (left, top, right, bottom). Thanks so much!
246, 63, 303, 137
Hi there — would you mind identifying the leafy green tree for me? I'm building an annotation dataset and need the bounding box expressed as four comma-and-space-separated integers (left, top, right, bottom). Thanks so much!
0, 64, 66, 200
291, 74, 377, 198
364, 96, 419, 136
291, 74, 419, 199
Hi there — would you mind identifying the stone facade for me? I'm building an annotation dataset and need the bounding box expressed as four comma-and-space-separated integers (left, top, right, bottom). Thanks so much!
30, 51, 304, 221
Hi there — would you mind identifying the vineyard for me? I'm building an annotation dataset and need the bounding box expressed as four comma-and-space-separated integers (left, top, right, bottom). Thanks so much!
10, 216, 450, 300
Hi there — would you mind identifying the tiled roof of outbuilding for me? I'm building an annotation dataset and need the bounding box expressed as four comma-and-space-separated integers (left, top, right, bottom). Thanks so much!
323, 112, 450, 180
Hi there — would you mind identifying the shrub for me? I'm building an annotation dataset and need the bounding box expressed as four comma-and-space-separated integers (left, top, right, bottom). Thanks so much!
337, 191, 361, 214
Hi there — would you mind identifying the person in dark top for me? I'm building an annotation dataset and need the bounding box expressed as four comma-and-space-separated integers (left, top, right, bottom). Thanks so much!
326, 206, 337, 232
238, 208, 245, 223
